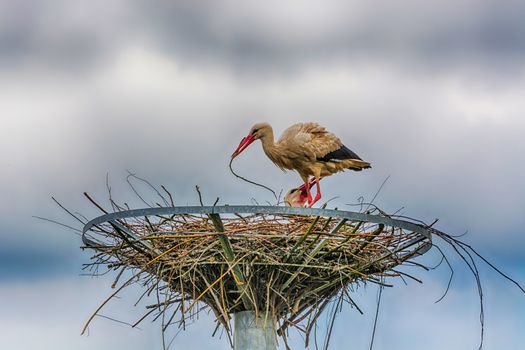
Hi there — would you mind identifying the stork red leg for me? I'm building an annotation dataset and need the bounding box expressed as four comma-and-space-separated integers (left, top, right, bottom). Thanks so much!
307, 177, 322, 208
304, 180, 313, 204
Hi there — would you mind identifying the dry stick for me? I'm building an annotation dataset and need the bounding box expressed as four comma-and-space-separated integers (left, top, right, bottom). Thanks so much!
323, 291, 343, 350
162, 302, 183, 331
458, 244, 485, 350
304, 295, 334, 347
390, 269, 423, 284
132, 308, 157, 328
323, 221, 364, 256
51, 197, 86, 225
84, 191, 155, 256
435, 228, 524, 347
229, 158, 277, 200
128, 171, 170, 207
74, 211, 90, 223
286, 215, 321, 260
96, 314, 139, 329
155, 264, 163, 315
431, 244, 455, 303
301, 205, 331, 254
195, 186, 204, 206
195, 269, 230, 329
32, 216, 82, 235
83, 192, 108, 214
342, 287, 364, 315
80, 241, 187, 335
161, 185, 175, 207
111, 266, 127, 289
352, 224, 385, 256
219, 265, 230, 327
451, 235, 525, 293
81, 271, 142, 335
369, 277, 384, 350
161, 296, 168, 350
440, 234, 485, 350
133, 277, 158, 307
146, 298, 182, 310
364, 175, 390, 213
106, 173, 126, 212
126, 171, 153, 207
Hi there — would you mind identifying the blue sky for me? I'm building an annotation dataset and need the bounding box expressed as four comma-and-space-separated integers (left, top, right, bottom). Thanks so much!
1, 1, 525, 349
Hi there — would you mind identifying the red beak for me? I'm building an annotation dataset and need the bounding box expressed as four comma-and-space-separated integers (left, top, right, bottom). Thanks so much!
231, 135, 255, 158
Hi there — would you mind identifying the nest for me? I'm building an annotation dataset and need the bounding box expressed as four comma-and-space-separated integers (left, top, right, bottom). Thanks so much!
42, 175, 524, 349
80, 198, 431, 347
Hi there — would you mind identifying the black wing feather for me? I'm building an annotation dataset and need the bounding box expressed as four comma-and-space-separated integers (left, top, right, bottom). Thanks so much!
317, 145, 362, 162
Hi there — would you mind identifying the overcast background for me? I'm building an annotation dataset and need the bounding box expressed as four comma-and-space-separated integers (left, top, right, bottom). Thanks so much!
1, 1, 524, 349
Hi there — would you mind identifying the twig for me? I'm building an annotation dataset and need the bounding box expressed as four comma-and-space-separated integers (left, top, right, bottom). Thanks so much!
229, 158, 277, 199
369, 278, 384, 350
32, 216, 82, 235
195, 186, 204, 206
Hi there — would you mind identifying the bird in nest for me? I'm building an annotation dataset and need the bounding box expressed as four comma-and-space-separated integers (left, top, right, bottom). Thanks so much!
284, 178, 317, 207
231, 122, 371, 207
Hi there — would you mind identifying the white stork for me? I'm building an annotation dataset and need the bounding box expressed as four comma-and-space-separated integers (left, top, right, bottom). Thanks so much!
284, 178, 317, 207
231, 122, 371, 207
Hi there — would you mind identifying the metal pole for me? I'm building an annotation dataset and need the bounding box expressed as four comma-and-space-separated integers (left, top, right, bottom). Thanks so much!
234, 311, 277, 350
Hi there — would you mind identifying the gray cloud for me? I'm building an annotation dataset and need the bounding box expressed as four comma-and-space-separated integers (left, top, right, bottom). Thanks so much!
0, 0, 135, 71
2, 1, 525, 77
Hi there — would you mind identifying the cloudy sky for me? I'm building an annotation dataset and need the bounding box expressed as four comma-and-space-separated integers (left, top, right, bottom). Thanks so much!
1, 0, 524, 349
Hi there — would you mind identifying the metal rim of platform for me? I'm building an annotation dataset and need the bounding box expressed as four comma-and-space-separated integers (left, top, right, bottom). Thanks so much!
82, 205, 432, 254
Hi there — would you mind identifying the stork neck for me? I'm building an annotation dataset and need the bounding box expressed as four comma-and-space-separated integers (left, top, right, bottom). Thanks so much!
260, 130, 279, 160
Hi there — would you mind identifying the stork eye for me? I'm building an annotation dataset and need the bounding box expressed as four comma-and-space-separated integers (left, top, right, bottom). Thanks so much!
252, 128, 259, 135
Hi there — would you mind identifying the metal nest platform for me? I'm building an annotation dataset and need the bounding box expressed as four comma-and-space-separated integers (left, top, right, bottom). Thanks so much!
81, 205, 432, 348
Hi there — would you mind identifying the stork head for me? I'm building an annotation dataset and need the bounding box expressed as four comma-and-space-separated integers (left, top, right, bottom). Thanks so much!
231, 122, 272, 158
284, 187, 307, 207
284, 178, 317, 207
